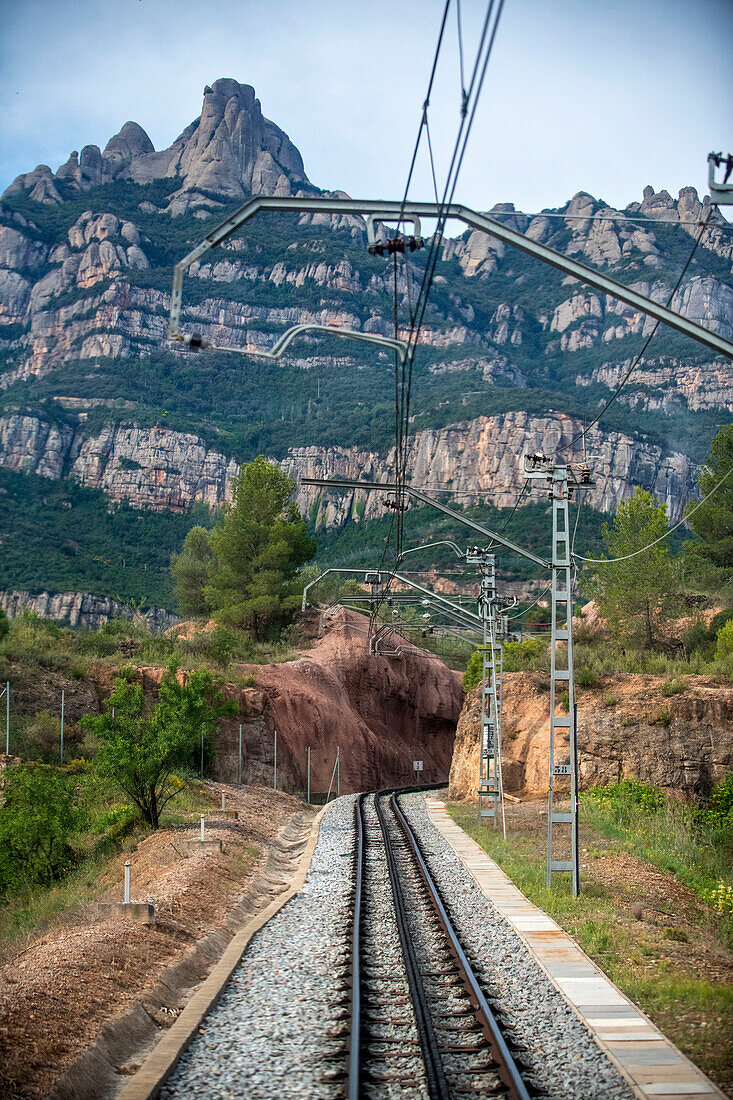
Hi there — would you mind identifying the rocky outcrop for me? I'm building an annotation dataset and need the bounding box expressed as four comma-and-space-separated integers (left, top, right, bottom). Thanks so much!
449, 672, 733, 799
576, 357, 733, 413
0, 409, 698, 522
289, 410, 698, 524
3, 79, 309, 216
0, 589, 177, 633
208, 608, 462, 792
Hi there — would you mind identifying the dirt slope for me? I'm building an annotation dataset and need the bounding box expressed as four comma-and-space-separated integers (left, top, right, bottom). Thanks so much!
450, 672, 733, 798
208, 609, 464, 794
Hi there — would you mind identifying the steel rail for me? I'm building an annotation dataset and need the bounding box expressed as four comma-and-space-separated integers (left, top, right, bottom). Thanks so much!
349, 787, 531, 1099
391, 792, 531, 1100
373, 790, 451, 1100
347, 794, 365, 1100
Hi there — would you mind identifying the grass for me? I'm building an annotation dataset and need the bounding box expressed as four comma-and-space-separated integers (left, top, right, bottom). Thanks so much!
582, 779, 733, 928
0, 769, 222, 955
447, 787, 733, 1090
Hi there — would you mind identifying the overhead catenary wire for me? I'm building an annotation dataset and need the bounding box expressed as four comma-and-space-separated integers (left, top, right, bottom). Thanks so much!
371, 0, 506, 625
558, 210, 711, 455
573, 464, 733, 564
397, 0, 506, 537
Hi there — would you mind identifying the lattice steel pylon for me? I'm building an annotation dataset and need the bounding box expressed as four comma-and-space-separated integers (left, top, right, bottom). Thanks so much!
470, 550, 505, 836
524, 458, 594, 897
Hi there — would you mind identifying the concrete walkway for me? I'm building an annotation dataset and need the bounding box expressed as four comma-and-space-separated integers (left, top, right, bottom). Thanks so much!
426, 798, 724, 1100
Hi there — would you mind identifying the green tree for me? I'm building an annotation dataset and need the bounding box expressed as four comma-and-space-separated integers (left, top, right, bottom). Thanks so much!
582, 487, 681, 649
171, 525, 214, 617
205, 456, 316, 640
82, 661, 233, 828
0, 763, 81, 895
0, 606, 9, 640
685, 424, 733, 591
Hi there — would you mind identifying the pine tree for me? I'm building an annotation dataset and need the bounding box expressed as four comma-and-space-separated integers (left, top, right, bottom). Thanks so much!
685, 424, 733, 591
582, 487, 682, 649
170, 525, 213, 617
204, 456, 316, 640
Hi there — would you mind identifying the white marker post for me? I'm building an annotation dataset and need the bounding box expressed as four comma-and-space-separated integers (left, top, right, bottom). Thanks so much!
124, 860, 131, 904
1, 681, 9, 755
200, 814, 205, 841
221, 790, 226, 812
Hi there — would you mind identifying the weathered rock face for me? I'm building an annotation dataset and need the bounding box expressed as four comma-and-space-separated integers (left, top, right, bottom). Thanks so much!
577, 357, 733, 413
208, 609, 463, 792
3, 79, 308, 217
449, 673, 733, 800
288, 410, 698, 524
0, 589, 177, 633
0, 409, 697, 522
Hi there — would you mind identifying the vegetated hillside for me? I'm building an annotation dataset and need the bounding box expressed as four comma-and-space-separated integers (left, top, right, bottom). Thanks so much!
0, 77, 731, 608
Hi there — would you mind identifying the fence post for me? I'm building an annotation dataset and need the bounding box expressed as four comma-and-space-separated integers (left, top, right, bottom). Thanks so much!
60, 689, 65, 764
200, 814, 205, 841
221, 790, 226, 812
124, 860, 131, 904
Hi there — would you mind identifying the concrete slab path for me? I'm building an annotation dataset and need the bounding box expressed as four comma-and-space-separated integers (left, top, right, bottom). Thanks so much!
426, 798, 725, 1100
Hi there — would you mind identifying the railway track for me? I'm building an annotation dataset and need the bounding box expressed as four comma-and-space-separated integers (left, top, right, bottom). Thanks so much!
349, 789, 533, 1100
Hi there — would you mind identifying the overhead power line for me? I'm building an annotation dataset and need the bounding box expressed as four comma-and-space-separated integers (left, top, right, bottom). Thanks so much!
557, 210, 712, 455
573, 464, 733, 565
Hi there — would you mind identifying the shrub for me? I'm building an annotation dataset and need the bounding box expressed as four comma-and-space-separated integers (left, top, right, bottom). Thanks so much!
602, 693, 618, 707
661, 677, 688, 697
649, 709, 672, 727
0, 763, 82, 895
19, 710, 84, 763
0, 607, 9, 640
503, 637, 546, 672
577, 666, 599, 689
715, 619, 733, 659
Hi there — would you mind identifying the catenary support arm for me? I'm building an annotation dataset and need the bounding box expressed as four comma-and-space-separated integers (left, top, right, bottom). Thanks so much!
169, 196, 733, 361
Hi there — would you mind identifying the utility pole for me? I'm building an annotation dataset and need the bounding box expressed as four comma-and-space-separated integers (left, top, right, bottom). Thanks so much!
524, 456, 593, 897
468, 548, 513, 839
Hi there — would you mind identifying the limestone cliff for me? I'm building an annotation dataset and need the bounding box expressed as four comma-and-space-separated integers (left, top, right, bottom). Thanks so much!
3, 79, 308, 216
0, 589, 177, 633
0, 409, 698, 522
0, 78, 732, 609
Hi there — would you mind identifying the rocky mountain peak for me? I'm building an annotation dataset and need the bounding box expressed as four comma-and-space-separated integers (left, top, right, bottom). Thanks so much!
2, 78, 309, 214
104, 121, 155, 161
159, 77, 308, 213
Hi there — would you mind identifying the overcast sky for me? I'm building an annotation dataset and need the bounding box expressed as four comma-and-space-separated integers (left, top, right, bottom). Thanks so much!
1, 0, 731, 214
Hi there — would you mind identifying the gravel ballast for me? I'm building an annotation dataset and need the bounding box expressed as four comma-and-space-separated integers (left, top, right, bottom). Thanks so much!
160, 797, 356, 1099
398, 791, 636, 1100
161, 790, 636, 1099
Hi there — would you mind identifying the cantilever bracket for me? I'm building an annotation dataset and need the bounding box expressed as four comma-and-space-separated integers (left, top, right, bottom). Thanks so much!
708, 152, 733, 206
171, 321, 407, 364
168, 196, 733, 361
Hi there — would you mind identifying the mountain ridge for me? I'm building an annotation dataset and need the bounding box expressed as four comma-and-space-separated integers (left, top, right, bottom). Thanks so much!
0, 77, 731, 608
